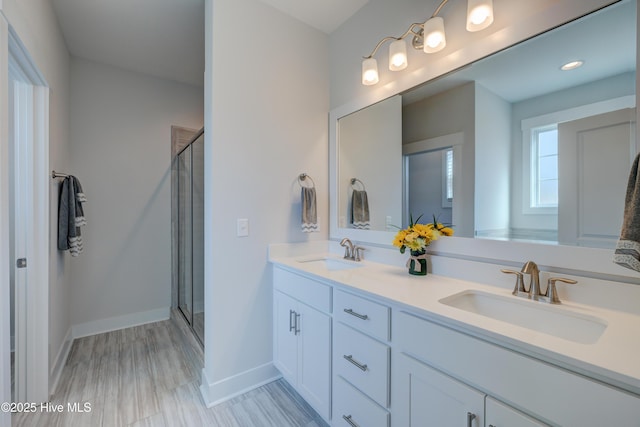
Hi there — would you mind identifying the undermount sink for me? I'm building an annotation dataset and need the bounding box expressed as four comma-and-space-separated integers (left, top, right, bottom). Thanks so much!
297, 257, 363, 271
439, 290, 607, 344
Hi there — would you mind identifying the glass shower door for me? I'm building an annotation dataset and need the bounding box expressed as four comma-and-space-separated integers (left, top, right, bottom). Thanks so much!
177, 130, 204, 345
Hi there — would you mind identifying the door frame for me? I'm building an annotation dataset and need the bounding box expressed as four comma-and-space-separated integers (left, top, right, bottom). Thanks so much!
1, 15, 50, 410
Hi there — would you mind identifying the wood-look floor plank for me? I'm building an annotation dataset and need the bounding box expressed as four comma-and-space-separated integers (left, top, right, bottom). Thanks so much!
131, 338, 161, 420
118, 344, 140, 426
12, 319, 329, 427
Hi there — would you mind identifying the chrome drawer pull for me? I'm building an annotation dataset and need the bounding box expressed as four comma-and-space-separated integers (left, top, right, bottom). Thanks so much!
343, 354, 368, 371
289, 310, 296, 333
467, 412, 476, 427
344, 308, 368, 320
342, 415, 361, 427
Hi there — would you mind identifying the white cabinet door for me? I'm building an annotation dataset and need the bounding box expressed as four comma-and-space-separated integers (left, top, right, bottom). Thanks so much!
274, 290, 331, 421
297, 302, 331, 420
486, 397, 548, 427
274, 291, 298, 385
394, 353, 484, 427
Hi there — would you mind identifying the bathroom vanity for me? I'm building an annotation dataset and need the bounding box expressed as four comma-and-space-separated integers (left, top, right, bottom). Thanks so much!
270, 243, 640, 426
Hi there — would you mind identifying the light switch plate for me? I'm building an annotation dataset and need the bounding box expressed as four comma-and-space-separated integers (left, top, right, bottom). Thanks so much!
237, 218, 249, 237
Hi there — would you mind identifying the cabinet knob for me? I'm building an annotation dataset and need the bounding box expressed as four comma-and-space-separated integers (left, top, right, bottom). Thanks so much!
467, 412, 476, 427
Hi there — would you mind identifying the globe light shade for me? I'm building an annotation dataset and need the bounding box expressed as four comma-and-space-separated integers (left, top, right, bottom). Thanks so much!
388, 39, 408, 71
423, 17, 446, 53
466, 0, 494, 32
362, 57, 379, 85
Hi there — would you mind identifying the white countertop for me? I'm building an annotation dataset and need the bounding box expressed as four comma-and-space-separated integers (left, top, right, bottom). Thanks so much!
270, 251, 640, 396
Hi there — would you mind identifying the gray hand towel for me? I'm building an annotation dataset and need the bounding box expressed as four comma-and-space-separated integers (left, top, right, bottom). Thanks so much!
58, 175, 87, 256
614, 153, 640, 272
301, 187, 318, 233
351, 190, 370, 230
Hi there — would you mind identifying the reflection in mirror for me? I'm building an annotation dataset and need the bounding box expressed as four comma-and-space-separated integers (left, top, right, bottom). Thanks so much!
336, 0, 636, 248
338, 95, 402, 231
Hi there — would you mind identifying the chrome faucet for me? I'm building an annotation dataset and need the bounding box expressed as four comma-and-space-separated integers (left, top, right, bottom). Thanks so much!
340, 238, 354, 260
521, 260, 542, 300
339, 238, 365, 261
502, 261, 578, 304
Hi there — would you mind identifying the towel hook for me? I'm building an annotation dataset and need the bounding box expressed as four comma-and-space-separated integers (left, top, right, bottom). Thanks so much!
298, 173, 315, 189
52, 170, 69, 179
350, 178, 366, 191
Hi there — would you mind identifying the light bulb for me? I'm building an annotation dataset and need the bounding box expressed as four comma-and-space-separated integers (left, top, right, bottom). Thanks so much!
362, 57, 379, 86
389, 39, 408, 71
423, 17, 446, 53
466, 0, 494, 32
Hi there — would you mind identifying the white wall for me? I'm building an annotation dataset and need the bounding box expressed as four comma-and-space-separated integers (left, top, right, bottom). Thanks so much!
68, 58, 203, 331
0, 0, 70, 399
202, 0, 329, 404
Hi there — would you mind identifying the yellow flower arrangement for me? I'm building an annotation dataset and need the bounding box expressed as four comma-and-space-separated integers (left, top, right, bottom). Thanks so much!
392, 214, 454, 254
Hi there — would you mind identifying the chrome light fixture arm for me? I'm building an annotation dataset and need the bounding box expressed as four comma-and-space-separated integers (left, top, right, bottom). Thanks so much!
363, 23, 424, 60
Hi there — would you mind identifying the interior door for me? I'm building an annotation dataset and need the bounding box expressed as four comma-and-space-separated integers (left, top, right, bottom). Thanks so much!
558, 108, 637, 247
6, 32, 50, 404
9, 79, 31, 403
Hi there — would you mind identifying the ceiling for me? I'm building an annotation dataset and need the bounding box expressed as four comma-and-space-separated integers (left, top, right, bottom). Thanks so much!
50, 0, 368, 87
256, 0, 369, 34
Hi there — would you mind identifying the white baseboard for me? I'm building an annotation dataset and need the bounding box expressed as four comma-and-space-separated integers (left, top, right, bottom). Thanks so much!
199, 362, 281, 407
49, 327, 73, 396
71, 307, 170, 339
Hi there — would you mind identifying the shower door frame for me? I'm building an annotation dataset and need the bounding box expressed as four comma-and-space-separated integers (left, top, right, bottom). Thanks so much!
173, 127, 204, 346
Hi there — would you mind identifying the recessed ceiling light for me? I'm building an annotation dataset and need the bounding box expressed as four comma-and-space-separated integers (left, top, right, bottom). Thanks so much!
561, 60, 584, 71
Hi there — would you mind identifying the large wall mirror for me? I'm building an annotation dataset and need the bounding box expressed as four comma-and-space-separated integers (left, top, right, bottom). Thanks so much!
332, 0, 636, 252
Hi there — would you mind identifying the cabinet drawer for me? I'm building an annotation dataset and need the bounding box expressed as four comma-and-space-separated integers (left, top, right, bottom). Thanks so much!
486, 397, 548, 427
334, 289, 390, 341
395, 310, 640, 426
333, 376, 389, 427
273, 267, 331, 313
335, 323, 390, 407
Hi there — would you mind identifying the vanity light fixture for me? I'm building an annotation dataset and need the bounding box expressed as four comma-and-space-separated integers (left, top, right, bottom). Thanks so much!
560, 60, 584, 71
361, 0, 494, 86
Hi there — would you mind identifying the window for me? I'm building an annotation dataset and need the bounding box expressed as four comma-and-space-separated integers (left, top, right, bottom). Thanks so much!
443, 149, 454, 206
530, 125, 558, 208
